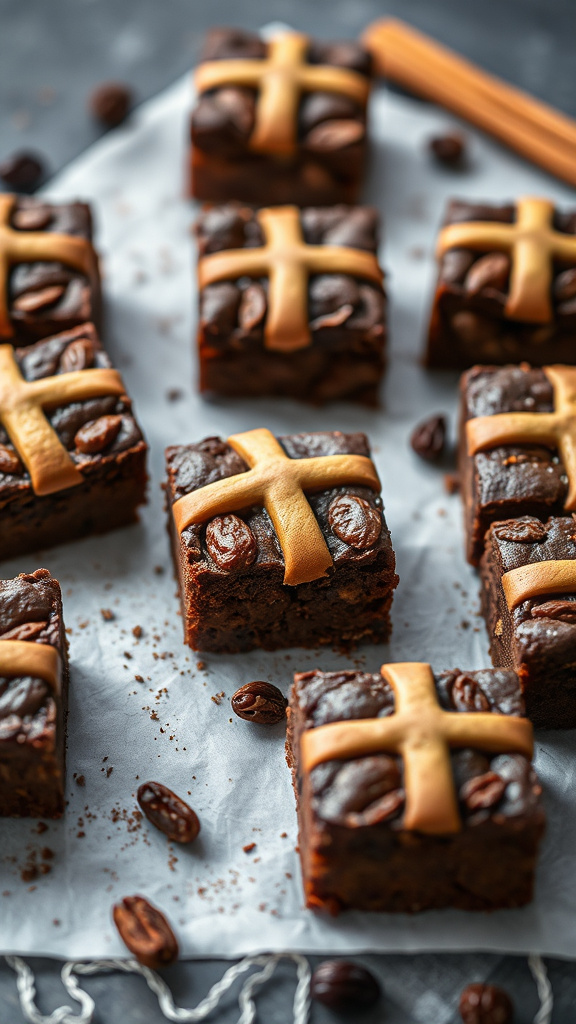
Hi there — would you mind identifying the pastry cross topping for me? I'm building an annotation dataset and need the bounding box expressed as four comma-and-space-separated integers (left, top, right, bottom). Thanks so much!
437, 196, 576, 323
0, 343, 125, 496
503, 559, 576, 610
0, 639, 61, 695
0, 194, 98, 340
467, 365, 576, 509
195, 30, 370, 157
199, 205, 383, 352
301, 662, 533, 834
172, 427, 381, 586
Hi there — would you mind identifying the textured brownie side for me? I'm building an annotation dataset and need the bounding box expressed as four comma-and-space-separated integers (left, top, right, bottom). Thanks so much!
287, 668, 544, 914
0, 569, 69, 817
426, 200, 576, 369
480, 515, 576, 728
165, 432, 398, 653
196, 204, 386, 404
0, 323, 148, 560
459, 365, 567, 565
190, 29, 371, 205
7, 197, 102, 345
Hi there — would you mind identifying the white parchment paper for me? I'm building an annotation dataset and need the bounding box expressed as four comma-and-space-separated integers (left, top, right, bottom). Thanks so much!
1, 63, 576, 961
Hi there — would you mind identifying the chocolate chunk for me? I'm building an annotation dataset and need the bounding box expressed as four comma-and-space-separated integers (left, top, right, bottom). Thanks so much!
410, 414, 446, 462
89, 82, 133, 126
311, 960, 381, 1011
0, 151, 46, 191
299, 92, 359, 133
429, 132, 466, 166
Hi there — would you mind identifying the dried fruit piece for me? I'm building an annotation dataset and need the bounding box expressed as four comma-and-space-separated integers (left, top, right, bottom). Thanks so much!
304, 119, 365, 151
410, 414, 447, 462
460, 771, 506, 811
0, 151, 46, 191
311, 960, 381, 1011
12, 204, 53, 231
89, 82, 133, 126
231, 681, 287, 725
205, 515, 257, 571
60, 337, 95, 372
310, 303, 354, 330
451, 674, 490, 712
464, 253, 511, 295
428, 132, 466, 166
493, 518, 547, 544
328, 494, 382, 549
13, 285, 65, 313
238, 283, 266, 332
531, 599, 576, 623
0, 620, 48, 641
0, 444, 23, 476
459, 983, 513, 1024
75, 415, 122, 454
137, 782, 200, 844
112, 895, 179, 969
554, 267, 576, 303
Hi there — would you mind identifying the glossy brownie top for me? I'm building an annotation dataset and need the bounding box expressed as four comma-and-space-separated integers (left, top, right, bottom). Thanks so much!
6, 196, 99, 340
291, 667, 543, 831
0, 569, 63, 756
0, 323, 145, 507
461, 364, 567, 511
165, 431, 394, 576
438, 200, 576, 321
196, 204, 385, 347
191, 28, 371, 159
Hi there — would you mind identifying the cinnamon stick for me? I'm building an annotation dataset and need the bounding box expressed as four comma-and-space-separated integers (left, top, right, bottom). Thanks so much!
362, 19, 576, 187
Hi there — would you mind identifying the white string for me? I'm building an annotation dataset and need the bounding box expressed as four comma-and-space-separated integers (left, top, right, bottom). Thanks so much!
5, 952, 311, 1024
528, 954, 554, 1024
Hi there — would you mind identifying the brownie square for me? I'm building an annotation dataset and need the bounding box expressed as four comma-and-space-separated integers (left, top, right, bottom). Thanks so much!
164, 429, 397, 652
190, 28, 372, 206
196, 204, 387, 405
0, 322, 147, 561
425, 199, 576, 369
1, 194, 102, 347
480, 515, 576, 728
287, 664, 545, 914
0, 569, 69, 817
459, 364, 568, 565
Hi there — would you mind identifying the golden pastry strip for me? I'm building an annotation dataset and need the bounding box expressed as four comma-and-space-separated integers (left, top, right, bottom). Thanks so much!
467, 365, 576, 509
503, 560, 576, 610
172, 427, 381, 586
199, 205, 383, 352
301, 661, 533, 834
0, 194, 98, 340
437, 197, 576, 323
0, 344, 126, 496
0, 639, 61, 695
195, 31, 370, 156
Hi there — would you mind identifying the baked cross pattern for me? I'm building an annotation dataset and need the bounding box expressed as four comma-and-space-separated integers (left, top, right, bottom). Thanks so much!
0, 194, 98, 340
0, 343, 125, 496
301, 662, 534, 835
503, 560, 576, 611
195, 30, 370, 157
199, 205, 383, 352
0, 639, 61, 695
467, 365, 576, 509
172, 427, 381, 587
437, 196, 576, 323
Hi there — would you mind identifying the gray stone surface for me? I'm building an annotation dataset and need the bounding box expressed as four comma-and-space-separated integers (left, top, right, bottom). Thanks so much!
0, 0, 575, 1021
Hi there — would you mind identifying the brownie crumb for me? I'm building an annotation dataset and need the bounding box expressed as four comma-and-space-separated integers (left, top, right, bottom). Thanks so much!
444, 472, 461, 495
243, 842, 257, 853
132, 625, 143, 639
75, 775, 86, 787
101, 608, 115, 621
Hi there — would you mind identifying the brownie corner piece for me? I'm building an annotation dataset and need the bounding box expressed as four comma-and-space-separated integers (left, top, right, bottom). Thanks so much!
425, 197, 576, 369
190, 28, 372, 206
287, 662, 544, 914
480, 514, 576, 728
1, 192, 102, 346
0, 322, 148, 561
196, 203, 387, 404
164, 428, 397, 653
0, 568, 69, 817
